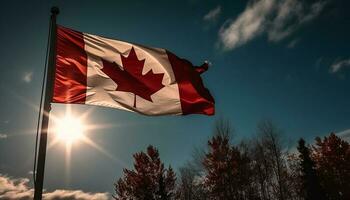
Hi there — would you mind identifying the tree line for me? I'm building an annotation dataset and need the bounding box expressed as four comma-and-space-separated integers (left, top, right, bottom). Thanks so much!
113, 120, 350, 200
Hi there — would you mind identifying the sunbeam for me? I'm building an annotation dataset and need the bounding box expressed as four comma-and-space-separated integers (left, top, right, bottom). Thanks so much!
80, 135, 127, 168
4, 88, 128, 181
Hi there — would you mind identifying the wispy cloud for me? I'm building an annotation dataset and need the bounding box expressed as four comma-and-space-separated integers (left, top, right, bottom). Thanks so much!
219, 0, 275, 50
315, 57, 323, 70
330, 58, 350, 73
22, 72, 33, 83
336, 129, 350, 141
218, 0, 327, 50
0, 133, 7, 139
287, 38, 299, 48
0, 174, 110, 200
203, 6, 221, 22
268, 0, 327, 42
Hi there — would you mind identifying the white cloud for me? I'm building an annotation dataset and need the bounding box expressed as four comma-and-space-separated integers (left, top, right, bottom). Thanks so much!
0, 133, 7, 139
43, 190, 110, 200
203, 6, 221, 22
0, 174, 110, 200
0, 175, 33, 200
287, 38, 299, 48
22, 72, 33, 83
336, 129, 350, 142
268, 0, 327, 42
330, 58, 350, 73
219, 0, 275, 50
218, 0, 327, 50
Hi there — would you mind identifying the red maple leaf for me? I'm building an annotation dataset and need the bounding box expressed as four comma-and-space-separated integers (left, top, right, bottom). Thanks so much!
101, 47, 165, 108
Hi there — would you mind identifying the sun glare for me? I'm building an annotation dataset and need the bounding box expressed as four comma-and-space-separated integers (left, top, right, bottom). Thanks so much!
47, 106, 127, 169
55, 115, 84, 144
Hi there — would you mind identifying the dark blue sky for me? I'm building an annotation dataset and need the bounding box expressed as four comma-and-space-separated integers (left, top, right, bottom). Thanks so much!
0, 0, 349, 197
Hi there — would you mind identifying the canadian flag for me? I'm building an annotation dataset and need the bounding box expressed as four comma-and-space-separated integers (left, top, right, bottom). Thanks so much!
53, 26, 214, 116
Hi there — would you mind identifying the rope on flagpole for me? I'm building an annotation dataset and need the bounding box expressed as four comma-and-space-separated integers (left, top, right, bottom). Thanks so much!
33, 17, 52, 186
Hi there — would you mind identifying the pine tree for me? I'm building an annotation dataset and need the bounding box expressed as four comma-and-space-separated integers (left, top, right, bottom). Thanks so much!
114, 145, 176, 200
297, 138, 325, 200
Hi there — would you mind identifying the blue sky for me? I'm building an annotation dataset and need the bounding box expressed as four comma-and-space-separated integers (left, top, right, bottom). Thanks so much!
0, 0, 349, 198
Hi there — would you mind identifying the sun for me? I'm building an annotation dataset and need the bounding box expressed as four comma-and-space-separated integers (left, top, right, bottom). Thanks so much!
55, 114, 84, 144
46, 106, 127, 175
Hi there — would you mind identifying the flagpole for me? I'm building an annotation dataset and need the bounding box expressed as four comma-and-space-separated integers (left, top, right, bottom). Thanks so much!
34, 7, 59, 200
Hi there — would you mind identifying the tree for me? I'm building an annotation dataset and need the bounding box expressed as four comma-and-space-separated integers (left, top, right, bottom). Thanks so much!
202, 121, 256, 200
312, 133, 350, 200
177, 164, 196, 200
256, 120, 290, 200
176, 126, 212, 200
250, 138, 274, 200
285, 153, 303, 200
114, 145, 176, 200
297, 138, 325, 200
177, 162, 208, 200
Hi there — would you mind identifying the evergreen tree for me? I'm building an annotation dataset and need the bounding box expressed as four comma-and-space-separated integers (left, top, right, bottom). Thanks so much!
297, 138, 325, 200
114, 145, 176, 200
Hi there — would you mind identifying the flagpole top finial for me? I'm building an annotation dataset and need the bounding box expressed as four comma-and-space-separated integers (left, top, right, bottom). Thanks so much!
51, 7, 59, 15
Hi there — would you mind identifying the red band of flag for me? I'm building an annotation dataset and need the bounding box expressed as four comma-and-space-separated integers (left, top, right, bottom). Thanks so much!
53, 26, 87, 104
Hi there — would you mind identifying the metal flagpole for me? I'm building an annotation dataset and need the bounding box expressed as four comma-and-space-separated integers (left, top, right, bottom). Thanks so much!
34, 7, 59, 200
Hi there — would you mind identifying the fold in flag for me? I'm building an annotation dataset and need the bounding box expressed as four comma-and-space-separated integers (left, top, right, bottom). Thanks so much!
53, 26, 214, 115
